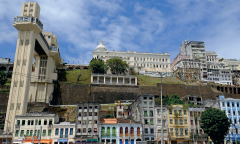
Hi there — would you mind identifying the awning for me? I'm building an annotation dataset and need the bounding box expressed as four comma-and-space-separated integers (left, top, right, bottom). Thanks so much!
87, 139, 98, 142
23, 139, 52, 144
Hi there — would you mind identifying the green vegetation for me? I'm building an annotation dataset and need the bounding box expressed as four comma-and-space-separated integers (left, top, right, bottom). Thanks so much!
0, 71, 7, 85
0, 90, 10, 93
200, 108, 231, 144
137, 75, 184, 86
64, 69, 91, 84
155, 94, 184, 106
106, 57, 129, 74
89, 58, 107, 74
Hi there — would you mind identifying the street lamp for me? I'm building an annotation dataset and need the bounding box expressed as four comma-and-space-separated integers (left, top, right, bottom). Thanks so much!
157, 71, 165, 144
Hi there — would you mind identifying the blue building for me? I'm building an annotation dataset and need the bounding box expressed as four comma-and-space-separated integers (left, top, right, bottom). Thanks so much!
219, 96, 240, 143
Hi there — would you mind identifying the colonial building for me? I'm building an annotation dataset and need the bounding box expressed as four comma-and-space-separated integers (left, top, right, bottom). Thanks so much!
13, 113, 59, 144
100, 118, 142, 144
52, 122, 75, 144
5, 1, 63, 133
75, 102, 100, 143
130, 94, 156, 141
93, 41, 171, 73
155, 105, 168, 144
167, 105, 190, 144
219, 96, 240, 143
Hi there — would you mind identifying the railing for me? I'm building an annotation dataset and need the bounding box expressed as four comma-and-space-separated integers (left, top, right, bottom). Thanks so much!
49, 46, 58, 51
125, 133, 129, 137
137, 133, 141, 137
13, 16, 43, 29
59, 134, 68, 138
39, 32, 50, 49
119, 133, 123, 137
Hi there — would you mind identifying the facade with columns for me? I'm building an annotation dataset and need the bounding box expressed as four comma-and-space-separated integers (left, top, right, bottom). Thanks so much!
91, 74, 137, 85
93, 41, 171, 73
5, 2, 63, 133
100, 119, 142, 144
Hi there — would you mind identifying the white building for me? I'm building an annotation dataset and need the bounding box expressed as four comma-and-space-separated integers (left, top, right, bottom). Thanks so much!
206, 69, 233, 85
52, 122, 75, 144
93, 41, 171, 73
13, 113, 59, 144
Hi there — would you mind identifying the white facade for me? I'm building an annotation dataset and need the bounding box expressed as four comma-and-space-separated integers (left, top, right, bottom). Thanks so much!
13, 113, 59, 144
91, 74, 137, 85
52, 122, 75, 144
206, 69, 233, 85
93, 41, 171, 73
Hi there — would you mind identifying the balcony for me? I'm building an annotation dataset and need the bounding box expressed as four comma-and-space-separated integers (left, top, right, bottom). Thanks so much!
169, 133, 190, 140
125, 133, 129, 137
137, 133, 141, 137
49, 46, 59, 51
13, 16, 43, 29
120, 133, 123, 137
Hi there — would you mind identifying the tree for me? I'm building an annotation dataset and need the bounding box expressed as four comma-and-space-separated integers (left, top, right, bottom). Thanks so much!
0, 71, 7, 85
106, 57, 129, 75
89, 58, 107, 74
200, 108, 231, 144
168, 94, 184, 105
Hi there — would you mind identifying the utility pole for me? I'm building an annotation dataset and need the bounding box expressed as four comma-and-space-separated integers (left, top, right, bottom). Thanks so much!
158, 71, 164, 144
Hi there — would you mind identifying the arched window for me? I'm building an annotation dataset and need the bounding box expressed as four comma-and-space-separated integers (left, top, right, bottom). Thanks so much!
120, 127, 123, 137
107, 127, 110, 136
131, 127, 134, 136
137, 127, 140, 137
112, 127, 116, 136
125, 127, 129, 136
102, 127, 105, 136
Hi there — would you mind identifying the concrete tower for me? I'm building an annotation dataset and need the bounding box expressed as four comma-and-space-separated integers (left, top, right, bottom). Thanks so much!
5, 2, 63, 132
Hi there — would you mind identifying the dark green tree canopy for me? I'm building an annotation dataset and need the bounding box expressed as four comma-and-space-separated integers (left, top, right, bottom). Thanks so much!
200, 108, 231, 144
0, 71, 7, 85
106, 57, 129, 75
89, 58, 107, 74
155, 94, 183, 105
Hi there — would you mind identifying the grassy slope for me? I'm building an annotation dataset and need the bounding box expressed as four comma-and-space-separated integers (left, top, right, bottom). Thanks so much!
64, 69, 91, 84
137, 75, 184, 86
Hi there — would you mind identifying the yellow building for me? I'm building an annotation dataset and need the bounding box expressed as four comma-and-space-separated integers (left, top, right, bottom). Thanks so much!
167, 105, 190, 144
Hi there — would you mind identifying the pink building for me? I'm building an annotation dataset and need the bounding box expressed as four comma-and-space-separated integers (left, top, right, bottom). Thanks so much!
170, 55, 190, 71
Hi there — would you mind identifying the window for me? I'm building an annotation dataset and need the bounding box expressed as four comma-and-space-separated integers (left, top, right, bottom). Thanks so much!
233, 102, 235, 107
65, 128, 68, 138
145, 128, 148, 134
107, 127, 110, 136
170, 119, 173, 124
44, 119, 47, 125
25, 39, 29, 45
222, 102, 225, 107
39, 120, 41, 125
144, 111, 148, 116
185, 128, 188, 135
150, 119, 154, 125
179, 110, 182, 116
227, 102, 230, 107
180, 119, 183, 125
144, 119, 148, 124
150, 111, 153, 117
29, 9, 33, 12
137, 127, 140, 136
70, 128, 73, 135
77, 129, 81, 133
175, 119, 178, 125
237, 103, 239, 107
233, 111, 236, 115
49, 119, 52, 125
26, 130, 29, 136
16, 120, 20, 125
150, 129, 154, 133
169, 110, 172, 115
102, 127, 105, 136
89, 112, 92, 116
95, 112, 98, 116
60, 128, 64, 138
131, 127, 134, 136
20, 130, 24, 137
30, 130, 33, 136
55, 128, 59, 135
42, 130, 46, 136
25, 4, 28, 7
125, 127, 129, 135
170, 128, 173, 135
22, 120, 25, 126
28, 120, 31, 125
184, 119, 187, 124
228, 110, 231, 115
15, 130, 19, 137
112, 127, 116, 136
184, 110, 187, 115
48, 130, 51, 136
180, 128, 183, 136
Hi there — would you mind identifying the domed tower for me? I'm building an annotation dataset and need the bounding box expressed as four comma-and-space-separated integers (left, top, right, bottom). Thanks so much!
93, 41, 108, 59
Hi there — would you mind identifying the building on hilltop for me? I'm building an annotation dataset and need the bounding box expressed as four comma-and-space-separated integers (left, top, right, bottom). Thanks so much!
5, 1, 63, 133
93, 41, 171, 73
205, 69, 233, 85
0, 58, 14, 78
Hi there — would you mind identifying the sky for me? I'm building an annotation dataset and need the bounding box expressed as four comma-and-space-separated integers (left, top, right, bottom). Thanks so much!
0, 0, 240, 64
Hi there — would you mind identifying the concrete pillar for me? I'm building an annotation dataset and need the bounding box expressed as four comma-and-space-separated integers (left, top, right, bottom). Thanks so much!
104, 76, 105, 84
135, 78, 137, 85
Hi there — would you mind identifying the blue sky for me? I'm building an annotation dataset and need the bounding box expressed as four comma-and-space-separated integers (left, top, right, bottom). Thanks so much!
0, 0, 240, 64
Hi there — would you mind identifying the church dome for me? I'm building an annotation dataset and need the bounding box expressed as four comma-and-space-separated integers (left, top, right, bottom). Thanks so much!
94, 41, 107, 52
